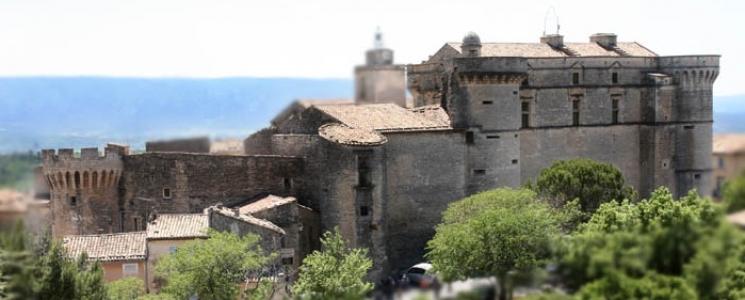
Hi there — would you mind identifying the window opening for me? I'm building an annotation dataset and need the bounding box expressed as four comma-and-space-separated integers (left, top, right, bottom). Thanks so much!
69, 196, 77, 207
572, 98, 581, 126
612, 98, 619, 124
360, 206, 370, 217
162, 188, 171, 199
572, 72, 580, 85
612, 72, 619, 84
466, 132, 474, 144
521, 101, 530, 128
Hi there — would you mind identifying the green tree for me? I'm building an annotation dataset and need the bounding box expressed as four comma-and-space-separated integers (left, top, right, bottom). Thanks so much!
292, 227, 373, 300
108, 277, 145, 300
0, 221, 40, 299
559, 187, 745, 300
426, 188, 560, 300
154, 230, 273, 300
723, 171, 745, 213
534, 158, 637, 217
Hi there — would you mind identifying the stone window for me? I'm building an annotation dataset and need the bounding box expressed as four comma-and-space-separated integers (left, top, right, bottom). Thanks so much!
162, 188, 171, 200
482, 100, 493, 105
357, 153, 373, 188
466, 132, 474, 144
69, 196, 77, 207
284, 178, 292, 191
122, 263, 138, 277
521, 78, 529, 87
572, 98, 581, 126
572, 72, 580, 85
612, 72, 619, 84
718, 157, 726, 169
612, 98, 620, 124
512, 159, 518, 164
133, 217, 141, 231
715, 176, 725, 197
92, 172, 98, 188
473, 169, 486, 175
360, 205, 370, 217
521, 101, 530, 128
74, 172, 81, 189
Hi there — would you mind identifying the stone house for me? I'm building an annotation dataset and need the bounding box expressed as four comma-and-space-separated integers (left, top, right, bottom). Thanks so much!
713, 134, 745, 197
63, 232, 148, 283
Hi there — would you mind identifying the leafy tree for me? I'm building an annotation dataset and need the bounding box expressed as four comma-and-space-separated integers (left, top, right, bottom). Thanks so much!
0, 221, 40, 299
292, 227, 373, 300
154, 230, 273, 300
108, 277, 145, 300
723, 171, 745, 213
534, 158, 636, 216
559, 187, 745, 300
426, 188, 560, 300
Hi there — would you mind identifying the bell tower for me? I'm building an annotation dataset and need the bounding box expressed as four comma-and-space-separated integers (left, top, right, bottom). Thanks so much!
354, 28, 407, 107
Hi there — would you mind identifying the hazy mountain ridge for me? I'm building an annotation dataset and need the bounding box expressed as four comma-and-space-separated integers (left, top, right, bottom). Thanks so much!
0, 77, 352, 153
1, 78, 743, 153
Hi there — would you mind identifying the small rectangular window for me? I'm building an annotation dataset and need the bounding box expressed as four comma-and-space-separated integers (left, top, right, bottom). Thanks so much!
718, 157, 725, 169
466, 132, 474, 144
162, 188, 171, 199
69, 196, 77, 207
512, 159, 518, 164
684, 125, 695, 130
486, 135, 500, 139
123, 263, 139, 277
133, 217, 141, 231
572, 72, 580, 85
612, 72, 618, 84
482, 101, 493, 105
360, 206, 370, 217
284, 178, 292, 190
694, 173, 701, 179
473, 169, 486, 175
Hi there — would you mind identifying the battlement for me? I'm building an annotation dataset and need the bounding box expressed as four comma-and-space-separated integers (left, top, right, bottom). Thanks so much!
42, 143, 130, 162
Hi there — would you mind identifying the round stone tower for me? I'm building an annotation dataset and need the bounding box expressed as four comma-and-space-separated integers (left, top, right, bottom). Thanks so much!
41, 143, 128, 237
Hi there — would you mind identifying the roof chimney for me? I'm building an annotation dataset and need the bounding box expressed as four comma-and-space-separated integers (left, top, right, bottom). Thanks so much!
540, 34, 564, 48
590, 33, 617, 49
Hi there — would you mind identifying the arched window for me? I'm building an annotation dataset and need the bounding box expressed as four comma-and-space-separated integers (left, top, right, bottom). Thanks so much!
74, 172, 81, 189
109, 170, 115, 187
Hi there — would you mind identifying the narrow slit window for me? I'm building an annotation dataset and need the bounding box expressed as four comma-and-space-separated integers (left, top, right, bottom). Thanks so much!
466, 132, 474, 144
612, 98, 620, 124
482, 101, 493, 105
521, 101, 530, 128
572, 72, 580, 85
612, 72, 619, 84
473, 169, 486, 175
572, 98, 581, 126
69, 196, 77, 207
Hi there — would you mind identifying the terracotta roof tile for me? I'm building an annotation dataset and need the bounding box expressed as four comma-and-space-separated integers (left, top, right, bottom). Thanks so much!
446, 42, 657, 57
207, 206, 285, 235
147, 214, 208, 239
63, 232, 146, 262
239, 195, 297, 215
714, 134, 745, 154
314, 103, 452, 133
319, 123, 388, 146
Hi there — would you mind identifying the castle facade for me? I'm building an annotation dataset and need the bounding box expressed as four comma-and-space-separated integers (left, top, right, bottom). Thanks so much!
42, 31, 718, 280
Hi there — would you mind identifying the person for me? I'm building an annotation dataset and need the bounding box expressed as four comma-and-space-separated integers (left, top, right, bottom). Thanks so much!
430, 276, 441, 299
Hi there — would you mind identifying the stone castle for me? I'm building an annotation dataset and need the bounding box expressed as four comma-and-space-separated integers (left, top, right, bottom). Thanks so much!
41, 30, 718, 279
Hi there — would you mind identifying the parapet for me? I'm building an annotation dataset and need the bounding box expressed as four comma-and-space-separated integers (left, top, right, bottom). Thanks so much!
42, 144, 129, 162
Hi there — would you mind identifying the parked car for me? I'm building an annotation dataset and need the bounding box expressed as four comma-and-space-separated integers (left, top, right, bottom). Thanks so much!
404, 263, 436, 288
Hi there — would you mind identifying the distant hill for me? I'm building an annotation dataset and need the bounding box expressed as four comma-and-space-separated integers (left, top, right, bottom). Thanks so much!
0, 77, 743, 153
0, 77, 352, 153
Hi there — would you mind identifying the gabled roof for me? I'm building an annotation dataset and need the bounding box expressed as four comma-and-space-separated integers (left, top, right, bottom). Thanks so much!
443, 42, 657, 58
314, 103, 451, 133
147, 214, 208, 240
714, 134, 745, 155
63, 232, 147, 262
238, 194, 298, 215
207, 206, 285, 235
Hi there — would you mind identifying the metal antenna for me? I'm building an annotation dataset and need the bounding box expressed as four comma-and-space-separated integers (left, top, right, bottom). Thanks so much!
374, 26, 384, 49
543, 6, 560, 35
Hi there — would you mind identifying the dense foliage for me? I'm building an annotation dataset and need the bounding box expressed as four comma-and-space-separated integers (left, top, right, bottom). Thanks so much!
292, 227, 373, 300
426, 188, 560, 300
534, 158, 637, 217
0, 222, 107, 300
153, 230, 274, 300
107, 277, 145, 300
559, 187, 745, 299
0, 152, 40, 191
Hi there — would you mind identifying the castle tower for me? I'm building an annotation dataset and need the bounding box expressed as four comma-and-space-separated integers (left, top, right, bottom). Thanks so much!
354, 28, 407, 107
448, 32, 528, 194
41, 143, 129, 237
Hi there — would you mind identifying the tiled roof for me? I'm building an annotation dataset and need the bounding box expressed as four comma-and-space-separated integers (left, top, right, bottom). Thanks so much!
714, 134, 745, 154
0, 189, 26, 213
207, 206, 285, 235
445, 42, 657, 57
63, 232, 146, 262
314, 103, 452, 133
409, 105, 451, 126
147, 214, 208, 239
297, 98, 354, 108
319, 123, 388, 146
238, 195, 297, 215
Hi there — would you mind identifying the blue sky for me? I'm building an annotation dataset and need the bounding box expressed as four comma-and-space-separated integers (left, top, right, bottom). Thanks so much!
0, 0, 742, 96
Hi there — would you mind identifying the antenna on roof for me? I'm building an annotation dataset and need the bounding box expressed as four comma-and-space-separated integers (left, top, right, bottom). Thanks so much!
374, 26, 385, 49
543, 6, 560, 35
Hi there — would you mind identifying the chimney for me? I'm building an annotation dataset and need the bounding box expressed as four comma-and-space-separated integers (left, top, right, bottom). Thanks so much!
540, 34, 564, 48
590, 33, 617, 49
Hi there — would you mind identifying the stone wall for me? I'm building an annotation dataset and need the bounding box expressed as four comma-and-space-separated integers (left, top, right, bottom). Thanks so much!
120, 153, 305, 232
146, 137, 210, 153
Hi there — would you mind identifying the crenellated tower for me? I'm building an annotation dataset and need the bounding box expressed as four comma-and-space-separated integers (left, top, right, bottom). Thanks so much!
42, 143, 129, 237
